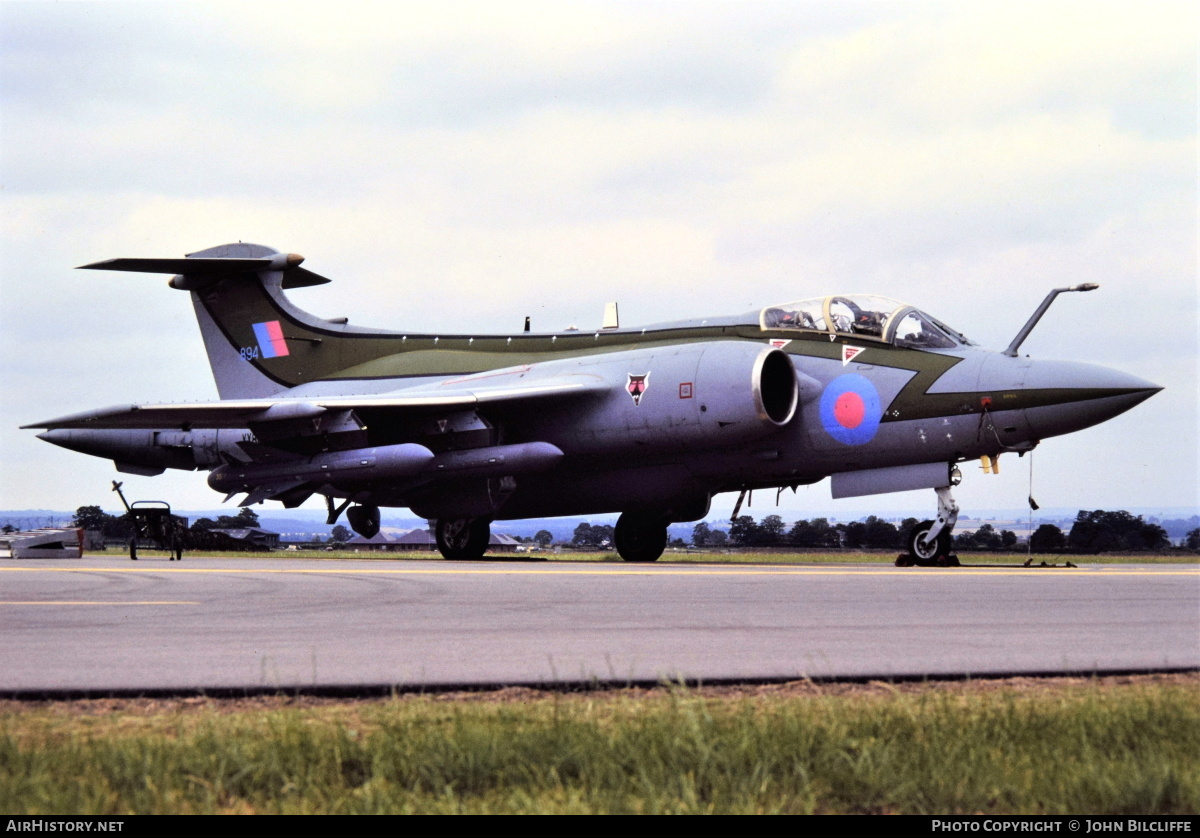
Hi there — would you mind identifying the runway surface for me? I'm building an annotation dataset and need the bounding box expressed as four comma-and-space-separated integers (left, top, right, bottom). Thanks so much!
1, 556, 1196, 695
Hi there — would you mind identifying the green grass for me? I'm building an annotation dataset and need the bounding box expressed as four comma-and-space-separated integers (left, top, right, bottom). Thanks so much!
2, 679, 1197, 814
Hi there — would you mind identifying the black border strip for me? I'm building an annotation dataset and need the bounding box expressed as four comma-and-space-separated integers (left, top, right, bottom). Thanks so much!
4, 667, 1195, 702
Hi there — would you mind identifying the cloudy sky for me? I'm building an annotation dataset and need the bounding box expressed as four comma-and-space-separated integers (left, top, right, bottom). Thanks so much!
1, 1, 1195, 520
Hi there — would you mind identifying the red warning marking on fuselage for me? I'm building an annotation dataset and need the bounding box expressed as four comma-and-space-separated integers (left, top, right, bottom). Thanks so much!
769, 339, 792, 349
842, 345, 865, 366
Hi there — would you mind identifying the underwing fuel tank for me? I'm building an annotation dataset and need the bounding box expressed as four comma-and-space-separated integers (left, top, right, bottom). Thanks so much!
207, 441, 566, 495
36, 428, 210, 475
208, 443, 436, 494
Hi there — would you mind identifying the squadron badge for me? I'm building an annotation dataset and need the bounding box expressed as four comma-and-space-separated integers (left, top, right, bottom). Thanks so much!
626, 372, 650, 406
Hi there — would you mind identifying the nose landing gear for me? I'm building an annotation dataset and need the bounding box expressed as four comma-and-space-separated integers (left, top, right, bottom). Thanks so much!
897, 485, 960, 567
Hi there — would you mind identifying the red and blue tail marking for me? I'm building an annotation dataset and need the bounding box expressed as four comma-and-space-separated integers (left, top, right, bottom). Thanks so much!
252, 320, 290, 358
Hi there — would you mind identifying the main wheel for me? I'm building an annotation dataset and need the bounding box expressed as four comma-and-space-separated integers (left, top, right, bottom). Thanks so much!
614, 512, 668, 562
129, 538, 138, 561
435, 518, 491, 560
908, 520, 951, 562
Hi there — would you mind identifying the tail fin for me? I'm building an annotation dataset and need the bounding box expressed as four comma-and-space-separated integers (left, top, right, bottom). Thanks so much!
80, 242, 368, 399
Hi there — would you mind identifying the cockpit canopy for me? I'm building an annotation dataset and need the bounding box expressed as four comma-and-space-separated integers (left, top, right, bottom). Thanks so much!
761, 295, 969, 349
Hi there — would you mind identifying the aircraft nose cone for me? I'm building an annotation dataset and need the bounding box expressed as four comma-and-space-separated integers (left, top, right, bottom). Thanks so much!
1017, 359, 1161, 438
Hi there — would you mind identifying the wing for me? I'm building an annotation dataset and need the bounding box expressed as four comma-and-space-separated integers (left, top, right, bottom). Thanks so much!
22, 373, 606, 430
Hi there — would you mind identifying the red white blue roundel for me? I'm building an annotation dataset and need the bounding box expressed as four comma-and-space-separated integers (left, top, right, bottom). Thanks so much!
819, 374, 882, 445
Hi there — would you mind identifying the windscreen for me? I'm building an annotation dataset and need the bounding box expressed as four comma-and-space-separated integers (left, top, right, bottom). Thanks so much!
761, 295, 963, 348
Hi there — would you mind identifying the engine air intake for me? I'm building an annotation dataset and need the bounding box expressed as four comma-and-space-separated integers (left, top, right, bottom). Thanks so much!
755, 348, 798, 426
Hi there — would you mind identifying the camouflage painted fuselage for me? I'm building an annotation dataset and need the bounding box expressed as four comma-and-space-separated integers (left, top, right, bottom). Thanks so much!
30, 243, 1160, 523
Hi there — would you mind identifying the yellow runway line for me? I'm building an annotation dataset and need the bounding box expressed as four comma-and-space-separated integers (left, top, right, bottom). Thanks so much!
0, 566, 1195, 578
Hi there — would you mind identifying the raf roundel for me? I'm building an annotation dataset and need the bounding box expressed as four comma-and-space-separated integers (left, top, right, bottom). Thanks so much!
819, 374, 882, 445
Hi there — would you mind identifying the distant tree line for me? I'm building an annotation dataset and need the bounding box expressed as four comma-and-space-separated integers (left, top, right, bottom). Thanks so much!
572, 523, 614, 548
71, 506, 135, 538
1028, 510, 1171, 553
64, 503, 1195, 555
690, 509, 1186, 554
702, 515, 924, 550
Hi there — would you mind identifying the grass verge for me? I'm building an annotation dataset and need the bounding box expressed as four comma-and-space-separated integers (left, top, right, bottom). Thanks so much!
2, 675, 1196, 814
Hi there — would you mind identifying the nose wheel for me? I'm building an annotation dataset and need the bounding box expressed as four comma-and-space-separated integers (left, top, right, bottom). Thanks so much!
906, 520, 953, 563
897, 486, 960, 567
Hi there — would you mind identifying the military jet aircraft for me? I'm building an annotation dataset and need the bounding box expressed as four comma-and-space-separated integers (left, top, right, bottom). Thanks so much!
26, 243, 1161, 562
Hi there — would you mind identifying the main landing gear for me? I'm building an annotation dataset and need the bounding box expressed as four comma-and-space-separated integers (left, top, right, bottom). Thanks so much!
897, 485, 960, 567
435, 517, 492, 560
614, 511, 668, 563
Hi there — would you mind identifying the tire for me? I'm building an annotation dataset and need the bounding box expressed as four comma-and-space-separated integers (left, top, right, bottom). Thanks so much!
129, 538, 138, 561
908, 520, 950, 562
615, 512, 668, 562
435, 518, 491, 560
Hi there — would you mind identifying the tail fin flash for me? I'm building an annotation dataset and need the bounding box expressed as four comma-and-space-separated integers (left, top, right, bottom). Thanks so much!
80, 243, 344, 399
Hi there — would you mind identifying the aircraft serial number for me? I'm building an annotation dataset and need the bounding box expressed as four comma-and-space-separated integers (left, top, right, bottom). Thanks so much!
239, 347, 260, 361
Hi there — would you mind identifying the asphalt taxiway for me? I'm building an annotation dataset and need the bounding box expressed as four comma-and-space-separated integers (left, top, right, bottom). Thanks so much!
1, 557, 1196, 695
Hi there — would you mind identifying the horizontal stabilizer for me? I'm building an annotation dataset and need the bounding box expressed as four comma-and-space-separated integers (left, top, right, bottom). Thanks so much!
79, 256, 331, 289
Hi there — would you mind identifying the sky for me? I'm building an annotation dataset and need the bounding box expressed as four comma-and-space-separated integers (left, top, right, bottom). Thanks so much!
1, 0, 1196, 522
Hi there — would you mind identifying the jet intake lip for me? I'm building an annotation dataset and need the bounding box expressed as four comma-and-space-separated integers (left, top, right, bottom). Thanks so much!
753, 348, 799, 426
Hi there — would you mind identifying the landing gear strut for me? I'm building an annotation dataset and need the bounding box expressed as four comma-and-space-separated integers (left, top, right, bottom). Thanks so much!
435, 517, 491, 560
898, 485, 960, 567
614, 512, 668, 563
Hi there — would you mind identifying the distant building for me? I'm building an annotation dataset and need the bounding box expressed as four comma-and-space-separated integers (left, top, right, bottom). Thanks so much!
346, 531, 408, 551
349, 528, 521, 553
489, 533, 521, 553
208, 527, 280, 550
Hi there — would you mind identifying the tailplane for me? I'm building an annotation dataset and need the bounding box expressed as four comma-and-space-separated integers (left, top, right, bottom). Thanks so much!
80, 243, 364, 399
